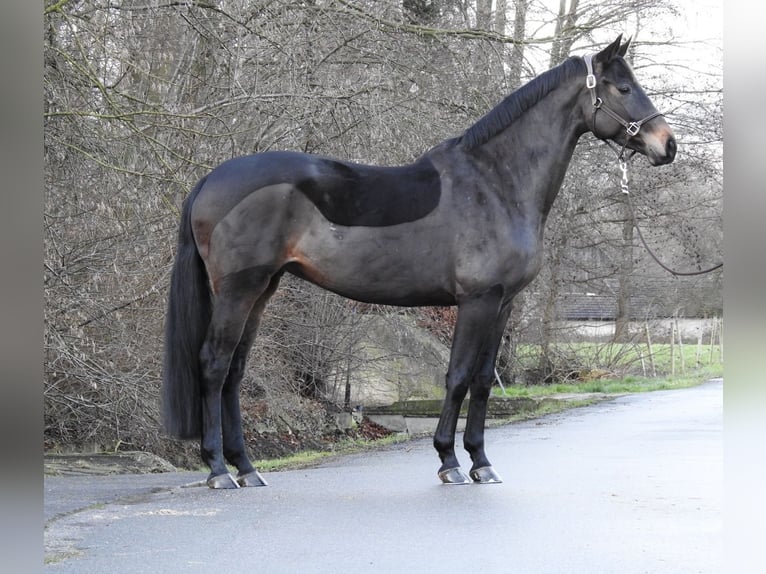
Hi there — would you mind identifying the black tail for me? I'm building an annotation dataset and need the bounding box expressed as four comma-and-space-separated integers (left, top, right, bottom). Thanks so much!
162, 178, 211, 439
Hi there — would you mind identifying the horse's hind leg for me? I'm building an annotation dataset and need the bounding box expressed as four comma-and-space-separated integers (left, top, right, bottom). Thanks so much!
199, 267, 274, 489
220, 274, 282, 487
462, 301, 513, 484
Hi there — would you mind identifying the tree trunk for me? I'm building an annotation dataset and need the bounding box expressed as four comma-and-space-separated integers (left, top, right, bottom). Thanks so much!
476, 0, 493, 30
613, 206, 634, 342
538, 234, 568, 382
403, 0, 439, 24
508, 0, 528, 88
550, 0, 579, 67
495, 0, 507, 34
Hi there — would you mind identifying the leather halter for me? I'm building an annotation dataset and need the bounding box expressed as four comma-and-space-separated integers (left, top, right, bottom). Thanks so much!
582, 53, 663, 156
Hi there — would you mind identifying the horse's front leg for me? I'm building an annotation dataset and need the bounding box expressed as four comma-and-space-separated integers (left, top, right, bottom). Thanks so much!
433, 288, 503, 484
462, 301, 513, 483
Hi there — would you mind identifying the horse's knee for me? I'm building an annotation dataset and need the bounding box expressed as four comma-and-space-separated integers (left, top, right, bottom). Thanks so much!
444, 367, 470, 396
467, 368, 494, 411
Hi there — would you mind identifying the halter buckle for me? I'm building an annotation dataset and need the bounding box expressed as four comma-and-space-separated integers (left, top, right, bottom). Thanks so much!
586, 74, 596, 89
626, 122, 641, 137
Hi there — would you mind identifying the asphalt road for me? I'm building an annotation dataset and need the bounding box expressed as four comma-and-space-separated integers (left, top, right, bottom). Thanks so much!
45, 379, 722, 573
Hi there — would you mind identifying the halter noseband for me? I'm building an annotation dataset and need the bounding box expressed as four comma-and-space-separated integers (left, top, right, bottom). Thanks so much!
582, 53, 664, 158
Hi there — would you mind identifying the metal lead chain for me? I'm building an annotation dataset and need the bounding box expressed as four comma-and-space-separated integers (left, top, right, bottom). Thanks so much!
618, 158, 723, 276
619, 159, 629, 194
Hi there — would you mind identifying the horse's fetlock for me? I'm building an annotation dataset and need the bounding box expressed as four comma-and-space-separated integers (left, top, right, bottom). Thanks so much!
433, 434, 454, 455
463, 436, 484, 456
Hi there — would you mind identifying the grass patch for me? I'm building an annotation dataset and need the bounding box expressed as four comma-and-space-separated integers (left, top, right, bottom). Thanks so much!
493, 375, 709, 398
253, 433, 410, 473
511, 341, 722, 377
44, 550, 84, 565
493, 355, 722, 399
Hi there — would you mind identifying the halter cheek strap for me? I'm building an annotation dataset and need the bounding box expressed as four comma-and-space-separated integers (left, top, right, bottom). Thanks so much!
582, 53, 664, 142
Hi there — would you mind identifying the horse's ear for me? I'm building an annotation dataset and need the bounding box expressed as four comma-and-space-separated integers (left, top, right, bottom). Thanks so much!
595, 34, 624, 64
617, 36, 632, 58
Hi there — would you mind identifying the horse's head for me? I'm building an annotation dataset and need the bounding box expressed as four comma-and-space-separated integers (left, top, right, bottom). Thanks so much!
583, 35, 676, 166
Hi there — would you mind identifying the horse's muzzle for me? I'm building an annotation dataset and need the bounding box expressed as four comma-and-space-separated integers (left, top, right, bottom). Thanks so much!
642, 124, 677, 166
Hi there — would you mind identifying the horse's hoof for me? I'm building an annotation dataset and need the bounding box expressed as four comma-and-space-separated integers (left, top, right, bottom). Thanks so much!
237, 470, 268, 487
469, 466, 503, 484
207, 473, 240, 489
438, 467, 472, 484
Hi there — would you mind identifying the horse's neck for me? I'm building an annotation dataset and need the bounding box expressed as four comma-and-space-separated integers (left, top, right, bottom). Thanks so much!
479, 84, 586, 219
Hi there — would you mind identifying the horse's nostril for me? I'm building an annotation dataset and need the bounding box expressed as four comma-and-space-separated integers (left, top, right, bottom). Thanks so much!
666, 137, 677, 159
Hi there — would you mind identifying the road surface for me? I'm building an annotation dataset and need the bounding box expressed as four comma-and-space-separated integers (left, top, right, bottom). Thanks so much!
45, 379, 722, 573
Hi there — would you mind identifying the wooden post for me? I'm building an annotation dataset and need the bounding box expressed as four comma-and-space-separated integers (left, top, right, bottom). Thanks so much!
645, 320, 656, 377
670, 320, 676, 376
718, 316, 724, 363
675, 316, 685, 374
343, 356, 351, 410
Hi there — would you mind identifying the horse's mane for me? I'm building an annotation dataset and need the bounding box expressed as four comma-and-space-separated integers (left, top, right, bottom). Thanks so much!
458, 56, 584, 150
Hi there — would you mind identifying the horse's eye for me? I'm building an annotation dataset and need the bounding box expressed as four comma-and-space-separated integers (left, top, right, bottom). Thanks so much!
618, 85, 631, 94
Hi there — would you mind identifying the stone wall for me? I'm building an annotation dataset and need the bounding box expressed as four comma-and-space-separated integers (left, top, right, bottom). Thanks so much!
324, 314, 449, 407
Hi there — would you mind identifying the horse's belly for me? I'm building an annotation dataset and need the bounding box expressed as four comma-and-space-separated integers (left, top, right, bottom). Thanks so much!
289, 225, 456, 306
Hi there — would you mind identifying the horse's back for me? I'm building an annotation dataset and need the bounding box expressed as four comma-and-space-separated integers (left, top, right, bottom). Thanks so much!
192, 150, 442, 228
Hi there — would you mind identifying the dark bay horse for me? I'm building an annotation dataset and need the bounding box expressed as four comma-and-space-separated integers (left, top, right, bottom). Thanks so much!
163, 36, 676, 488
